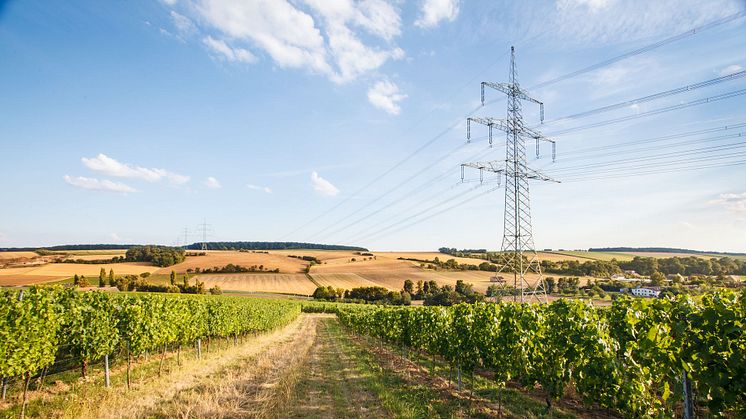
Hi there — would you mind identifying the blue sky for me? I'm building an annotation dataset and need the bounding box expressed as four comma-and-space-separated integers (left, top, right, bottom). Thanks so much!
1, 0, 745, 252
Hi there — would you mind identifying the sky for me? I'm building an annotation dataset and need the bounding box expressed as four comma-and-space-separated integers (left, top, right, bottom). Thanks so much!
1, 0, 745, 252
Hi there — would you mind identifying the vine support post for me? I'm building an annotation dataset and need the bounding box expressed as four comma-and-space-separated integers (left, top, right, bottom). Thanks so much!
1, 377, 7, 400
457, 366, 462, 391
20, 371, 30, 419
104, 355, 110, 388
682, 370, 694, 419
126, 351, 132, 390
197, 339, 202, 360
158, 346, 166, 377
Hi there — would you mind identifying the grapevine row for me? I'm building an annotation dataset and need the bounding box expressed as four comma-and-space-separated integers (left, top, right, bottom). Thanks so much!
0, 287, 301, 399
336, 290, 745, 416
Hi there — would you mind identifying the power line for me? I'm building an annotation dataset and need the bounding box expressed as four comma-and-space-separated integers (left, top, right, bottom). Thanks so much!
545, 88, 746, 136
529, 11, 746, 91
561, 159, 746, 183
315, 143, 496, 243
556, 121, 746, 156
541, 70, 746, 125
354, 183, 490, 244
546, 131, 746, 167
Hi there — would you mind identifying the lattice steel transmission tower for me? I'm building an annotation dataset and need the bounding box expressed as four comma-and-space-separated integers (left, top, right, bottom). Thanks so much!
461, 46, 559, 303
195, 219, 212, 251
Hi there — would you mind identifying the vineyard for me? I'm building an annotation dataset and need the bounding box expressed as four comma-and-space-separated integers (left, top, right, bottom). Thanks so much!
336, 290, 745, 416
0, 287, 300, 417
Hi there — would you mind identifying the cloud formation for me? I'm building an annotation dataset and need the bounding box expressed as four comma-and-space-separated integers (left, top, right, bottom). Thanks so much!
203, 36, 256, 63
710, 192, 746, 213
719, 64, 743, 76
310, 171, 340, 196
63, 175, 137, 193
247, 184, 272, 194
487, 0, 742, 46
81, 154, 189, 184
203, 176, 222, 189
415, 0, 460, 28
367, 80, 407, 115
196, 0, 404, 84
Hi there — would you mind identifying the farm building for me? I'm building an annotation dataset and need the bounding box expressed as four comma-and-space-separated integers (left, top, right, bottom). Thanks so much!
630, 287, 661, 298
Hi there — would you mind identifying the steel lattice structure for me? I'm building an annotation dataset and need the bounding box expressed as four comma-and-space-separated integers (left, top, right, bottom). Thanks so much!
461, 47, 559, 303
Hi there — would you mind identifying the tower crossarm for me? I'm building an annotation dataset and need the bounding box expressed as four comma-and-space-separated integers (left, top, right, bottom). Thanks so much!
466, 117, 509, 146
518, 167, 560, 183
460, 160, 504, 184
522, 127, 557, 161
482, 82, 545, 122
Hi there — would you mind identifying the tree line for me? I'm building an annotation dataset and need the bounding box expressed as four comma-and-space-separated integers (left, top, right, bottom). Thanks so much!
125, 245, 186, 267
184, 241, 367, 251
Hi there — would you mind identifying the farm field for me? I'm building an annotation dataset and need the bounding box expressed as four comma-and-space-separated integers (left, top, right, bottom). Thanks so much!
0, 262, 158, 286
550, 250, 636, 261
616, 251, 746, 261
156, 250, 307, 274
0, 251, 39, 260
0, 312, 580, 418
310, 272, 380, 289
196, 273, 317, 295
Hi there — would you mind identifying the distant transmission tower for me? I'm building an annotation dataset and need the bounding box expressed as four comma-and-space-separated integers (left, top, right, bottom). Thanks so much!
182, 227, 189, 248
461, 46, 559, 303
195, 219, 212, 251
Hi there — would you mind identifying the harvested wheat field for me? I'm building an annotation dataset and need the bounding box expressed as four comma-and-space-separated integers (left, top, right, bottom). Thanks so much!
196, 273, 317, 295
157, 250, 307, 274
269, 249, 361, 265
0, 251, 39, 260
310, 272, 380, 290
376, 251, 492, 266
20, 262, 157, 277
62, 252, 127, 261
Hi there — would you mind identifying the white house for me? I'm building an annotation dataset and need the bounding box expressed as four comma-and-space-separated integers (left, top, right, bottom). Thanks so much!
630, 287, 660, 298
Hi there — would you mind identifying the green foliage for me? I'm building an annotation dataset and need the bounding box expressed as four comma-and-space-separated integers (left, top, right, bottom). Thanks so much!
0, 287, 301, 385
0, 288, 62, 380
337, 290, 745, 416
125, 245, 186, 267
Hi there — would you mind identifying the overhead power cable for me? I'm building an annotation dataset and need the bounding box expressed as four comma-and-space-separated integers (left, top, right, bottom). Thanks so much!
541, 70, 746, 125
529, 11, 746, 91
546, 89, 746, 136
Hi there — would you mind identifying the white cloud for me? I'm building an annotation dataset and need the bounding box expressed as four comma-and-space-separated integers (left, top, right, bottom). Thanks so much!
203, 36, 257, 63
203, 176, 222, 189
485, 0, 742, 46
63, 175, 137, 193
557, 0, 615, 13
0, 232, 8, 243
719, 64, 743, 76
415, 0, 460, 28
194, 0, 403, 84
247, 184, 272, 194
367, 80, 407, 115
710, 192, 746, 213
310, 171, 340, 197
170, 11, 195, 36
81, 154, 189, 185
110, 232, 122, 241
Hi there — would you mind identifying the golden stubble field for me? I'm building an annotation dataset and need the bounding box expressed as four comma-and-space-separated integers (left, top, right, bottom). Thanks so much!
0, 249, 603, 292
156, 250, 308, 274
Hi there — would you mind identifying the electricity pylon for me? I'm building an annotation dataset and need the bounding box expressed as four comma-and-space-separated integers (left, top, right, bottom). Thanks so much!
461, 46, 559, 303
195, 219, 212, 251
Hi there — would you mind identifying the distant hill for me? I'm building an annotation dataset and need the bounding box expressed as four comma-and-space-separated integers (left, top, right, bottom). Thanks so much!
589, 247, 746, 257
1, 241, 367, 253
185, 241, 368, 252
0, 244, 139, 252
